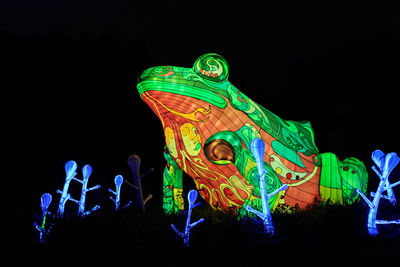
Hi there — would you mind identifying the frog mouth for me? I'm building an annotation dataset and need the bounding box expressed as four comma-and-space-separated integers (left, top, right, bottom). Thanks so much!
137, 79, 227, 109
142, 90, 211, 123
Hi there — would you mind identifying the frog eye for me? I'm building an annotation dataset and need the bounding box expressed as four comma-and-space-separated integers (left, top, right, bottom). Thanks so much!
193, 53, 229, 82
204, 139, 235, 165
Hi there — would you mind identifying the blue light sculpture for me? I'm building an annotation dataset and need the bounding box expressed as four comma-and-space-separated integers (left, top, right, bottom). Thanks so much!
34, 193, 53, 243
57, 160, 77, 217
75, 164, 101, 216
245, 138, 288, 235
357, 149, 400, 236
109, 175, 123, 211
171, 189, 204, 247
109, 174, 132, 211
57, 161, 101, 218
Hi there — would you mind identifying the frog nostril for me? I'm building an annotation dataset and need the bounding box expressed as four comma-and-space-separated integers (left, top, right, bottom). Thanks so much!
137, 67, 154, 83
152, 65, 175, 78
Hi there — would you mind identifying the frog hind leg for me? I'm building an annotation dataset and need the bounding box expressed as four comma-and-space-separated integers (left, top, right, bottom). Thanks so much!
320, 152, 368, 204
163, 148, 184, 214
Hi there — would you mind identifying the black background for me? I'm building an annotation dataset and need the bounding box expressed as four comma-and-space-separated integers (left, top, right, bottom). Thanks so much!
2, 1, 400, 264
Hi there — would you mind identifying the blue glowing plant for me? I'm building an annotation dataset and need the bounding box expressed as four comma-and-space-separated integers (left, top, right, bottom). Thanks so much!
357, 149, 400, 236
171, 189, 204, 247
126, 154, 153, 212
109, 174, 132, 211
109, 175, 123, 211
245, 138, 288, 235
34, 193, 53, 243
57, 160, 77, 217
56, 160, 101, 218
75, 164, 101, 216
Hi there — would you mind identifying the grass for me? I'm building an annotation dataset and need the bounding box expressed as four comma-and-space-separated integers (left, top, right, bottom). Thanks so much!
4, 197, 400, 266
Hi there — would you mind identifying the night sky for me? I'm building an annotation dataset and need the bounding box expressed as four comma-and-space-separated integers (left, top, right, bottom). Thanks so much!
3, 1, 400, 223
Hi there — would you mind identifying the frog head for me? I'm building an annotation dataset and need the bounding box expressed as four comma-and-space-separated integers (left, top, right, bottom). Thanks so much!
137, 53, 324, 213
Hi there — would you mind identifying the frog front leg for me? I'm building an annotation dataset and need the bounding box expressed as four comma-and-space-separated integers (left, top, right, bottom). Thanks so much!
163, 148, 184, 214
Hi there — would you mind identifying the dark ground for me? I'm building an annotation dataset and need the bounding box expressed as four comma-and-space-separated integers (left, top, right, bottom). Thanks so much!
4, 196, 400, 266
2, 3, 400, 265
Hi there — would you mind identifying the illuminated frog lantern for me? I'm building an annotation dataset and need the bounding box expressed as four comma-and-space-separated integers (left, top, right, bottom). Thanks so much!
137, 53, 368, 216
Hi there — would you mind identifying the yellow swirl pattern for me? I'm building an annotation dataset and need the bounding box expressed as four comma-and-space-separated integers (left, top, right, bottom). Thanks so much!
219, 175, 255, 207
165, 127, 178, 158
147, 92, 210, 122
229, 175, 255, 198
177, 150, 227, 181
180, 123, 201, 156
173, 188, 184, 210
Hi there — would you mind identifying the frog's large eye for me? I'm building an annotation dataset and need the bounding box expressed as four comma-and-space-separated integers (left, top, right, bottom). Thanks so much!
193, 53, 229, 82
204, 139, 235, 165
